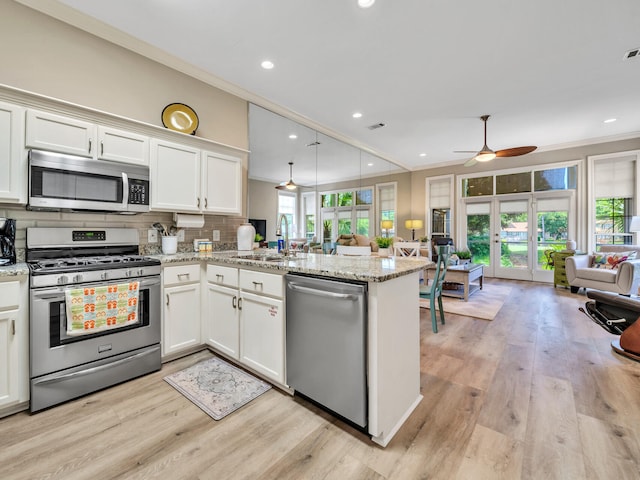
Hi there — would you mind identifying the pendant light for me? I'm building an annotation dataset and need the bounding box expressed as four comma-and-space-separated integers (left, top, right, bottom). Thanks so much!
275, 162, 298, 190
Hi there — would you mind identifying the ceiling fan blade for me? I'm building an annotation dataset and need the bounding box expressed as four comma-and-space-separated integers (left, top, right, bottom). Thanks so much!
464, 157, 478, 167
495, 146, 537, 157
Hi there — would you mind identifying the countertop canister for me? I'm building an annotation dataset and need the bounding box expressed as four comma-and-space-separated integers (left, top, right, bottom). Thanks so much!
237, 223, 256, 251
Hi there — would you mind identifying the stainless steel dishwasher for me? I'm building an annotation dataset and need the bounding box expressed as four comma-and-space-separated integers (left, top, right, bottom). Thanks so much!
285, 273, 368, 429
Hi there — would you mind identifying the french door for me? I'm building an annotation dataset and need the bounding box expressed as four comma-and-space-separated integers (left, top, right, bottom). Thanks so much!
463, 194, 573, 281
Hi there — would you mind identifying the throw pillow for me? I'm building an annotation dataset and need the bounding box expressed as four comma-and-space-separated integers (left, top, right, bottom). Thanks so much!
591, 251, 637, 269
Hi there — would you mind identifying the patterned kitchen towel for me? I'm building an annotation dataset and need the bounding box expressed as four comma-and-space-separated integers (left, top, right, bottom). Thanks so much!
65, 281, 139, 336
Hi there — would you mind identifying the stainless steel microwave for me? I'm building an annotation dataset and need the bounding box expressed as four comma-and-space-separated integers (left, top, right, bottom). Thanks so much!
28, 149, 150, 214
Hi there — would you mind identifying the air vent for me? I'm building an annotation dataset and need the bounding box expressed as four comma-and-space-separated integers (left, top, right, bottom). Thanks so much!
367, 123, 386, 130
624, 48, 640, 60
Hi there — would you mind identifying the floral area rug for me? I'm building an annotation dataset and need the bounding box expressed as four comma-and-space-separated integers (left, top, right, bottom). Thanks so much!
164, 356, 272, 420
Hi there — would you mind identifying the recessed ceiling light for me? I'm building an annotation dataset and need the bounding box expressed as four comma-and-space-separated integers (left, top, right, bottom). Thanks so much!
289, 134, 298, 139
419, 153, 427, 157
357, 0, 376, 8
604, 118, 617, 123
367, 163, 374, 166
261, 60, 274, 70
352, 112, 362, 118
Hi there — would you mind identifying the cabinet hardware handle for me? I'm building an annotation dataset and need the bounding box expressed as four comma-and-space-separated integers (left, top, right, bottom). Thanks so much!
166, 293, 170, 306
252, 281, 263, 287
205, 198, 208, 209
100, 141, 104, 156
216, 274, 224, 281
177, 273, 190, 279
232, 296, 237, 309
88, 139, 92, 153
238, 297, 243, 310
197, 197, 200, 208
11, 319, 15, 336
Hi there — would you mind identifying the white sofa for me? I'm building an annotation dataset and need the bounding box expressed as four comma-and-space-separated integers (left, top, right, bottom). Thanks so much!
565, 245, 640, 295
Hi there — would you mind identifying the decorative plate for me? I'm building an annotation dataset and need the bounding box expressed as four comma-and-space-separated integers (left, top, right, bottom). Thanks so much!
161, 103, 199, 135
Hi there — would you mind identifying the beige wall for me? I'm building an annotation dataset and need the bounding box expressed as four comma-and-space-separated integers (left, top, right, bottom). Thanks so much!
411, 136, 640, 245
0, 0, 250, 253
247, 179, 280, 242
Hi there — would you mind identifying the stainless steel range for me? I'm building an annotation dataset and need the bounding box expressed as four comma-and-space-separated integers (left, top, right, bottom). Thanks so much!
27, 227, 162, 412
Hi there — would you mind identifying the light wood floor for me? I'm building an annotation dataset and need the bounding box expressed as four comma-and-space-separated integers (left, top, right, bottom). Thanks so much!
2, 279, 640, 479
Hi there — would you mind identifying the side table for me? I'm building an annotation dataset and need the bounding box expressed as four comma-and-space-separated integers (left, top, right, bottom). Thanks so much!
552, 250, 586, 288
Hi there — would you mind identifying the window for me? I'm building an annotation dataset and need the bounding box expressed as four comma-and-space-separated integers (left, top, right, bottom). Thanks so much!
277, 192, 297, 238
592, 154, 637, 248
321, 187, 373, 240
302, 192, 316, 241
377, 183, 396, 237
426, 176, 453, 239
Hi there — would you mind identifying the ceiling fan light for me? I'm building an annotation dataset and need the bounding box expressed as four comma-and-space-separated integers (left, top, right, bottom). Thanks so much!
474, 148, 496, 162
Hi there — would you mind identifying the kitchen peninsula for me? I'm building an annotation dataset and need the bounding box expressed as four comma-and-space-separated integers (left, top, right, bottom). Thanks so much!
159, 251, 428, 447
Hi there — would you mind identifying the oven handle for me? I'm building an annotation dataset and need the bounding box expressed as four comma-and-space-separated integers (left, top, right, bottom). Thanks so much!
32, 275, 161, 298
31, 347, 159, 386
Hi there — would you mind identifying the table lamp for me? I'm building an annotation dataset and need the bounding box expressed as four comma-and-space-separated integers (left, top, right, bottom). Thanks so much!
381, 220, 394, 238
404, 219, 423, 241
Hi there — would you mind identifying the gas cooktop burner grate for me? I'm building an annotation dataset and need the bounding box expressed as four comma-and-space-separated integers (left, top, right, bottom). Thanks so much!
29, 254, 161, 273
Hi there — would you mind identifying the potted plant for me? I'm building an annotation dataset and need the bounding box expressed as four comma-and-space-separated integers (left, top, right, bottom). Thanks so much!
254, 233, 264, 249
375, 236, 393, 257
453, 248, 472, 265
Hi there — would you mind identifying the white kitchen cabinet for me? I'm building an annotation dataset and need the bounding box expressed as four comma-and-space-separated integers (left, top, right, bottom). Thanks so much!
204, 265, 240, 358
26, 110, 150, 166
240, 291, 285, 384
163, 264, 201, 356
205, 265, 285, 384
150, 141, 243, 215
0, 277, 29, 415
201, 150, 242, 215
0, 102, 26, 204
97, 126, 149, 165
150, 139, 201, 213
26, 109, 95, 157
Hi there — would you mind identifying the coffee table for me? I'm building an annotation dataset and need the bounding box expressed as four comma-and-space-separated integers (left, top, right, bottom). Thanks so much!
441, 263, 484, 301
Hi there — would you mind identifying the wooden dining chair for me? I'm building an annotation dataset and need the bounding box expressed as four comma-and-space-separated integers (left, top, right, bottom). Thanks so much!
393, 242, 421, 257
419, 245, 452, 333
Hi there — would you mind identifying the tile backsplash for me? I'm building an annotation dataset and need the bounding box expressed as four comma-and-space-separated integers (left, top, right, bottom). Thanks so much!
1, 205, 245, 261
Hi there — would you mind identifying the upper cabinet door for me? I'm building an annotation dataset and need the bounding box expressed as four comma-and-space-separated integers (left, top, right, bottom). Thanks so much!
25, 110, 96, 157
97, 126, 149, 165
202, 150, 242, 215
0, 102, 26, 204
150, 139, 201, 212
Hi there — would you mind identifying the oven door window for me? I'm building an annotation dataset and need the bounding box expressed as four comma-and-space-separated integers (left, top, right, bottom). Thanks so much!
32, 167, 123, 204
50, 288, 150, 347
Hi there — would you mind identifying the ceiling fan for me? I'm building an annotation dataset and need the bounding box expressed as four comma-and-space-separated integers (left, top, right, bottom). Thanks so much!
456, 115, 537, 167
275, 161, 300, 190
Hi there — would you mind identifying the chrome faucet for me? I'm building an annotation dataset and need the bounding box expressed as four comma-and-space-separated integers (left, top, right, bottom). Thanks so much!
276, 213, 290, 256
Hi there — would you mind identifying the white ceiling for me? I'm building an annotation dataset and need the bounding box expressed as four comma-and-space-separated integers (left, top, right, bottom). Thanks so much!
27, 0, 640, 179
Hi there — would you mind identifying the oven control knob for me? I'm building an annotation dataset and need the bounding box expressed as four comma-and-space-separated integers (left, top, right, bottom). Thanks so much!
101, 272, 109, 280
57, 275, 69, 285
137, 269, 144, 276
125, 270, 132, 278
73, 274, 83, 283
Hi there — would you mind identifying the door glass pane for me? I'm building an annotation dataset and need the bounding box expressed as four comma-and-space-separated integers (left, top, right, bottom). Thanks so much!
537, 210, 568, 269
356, 189, 372, 205
321, 193, 336, 207
500, 208, 528, 268
356, 209, 370, 236
337, 192, 353, 206
467, 213, 490, 266
337, 210, 352, 235
496, 172, 531, 194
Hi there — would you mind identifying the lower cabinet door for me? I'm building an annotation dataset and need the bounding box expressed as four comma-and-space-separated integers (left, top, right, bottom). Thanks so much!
0, 309, 19, 408
240, 292, 284, 384
163, 283, 201, 356
204, 283, 240, 359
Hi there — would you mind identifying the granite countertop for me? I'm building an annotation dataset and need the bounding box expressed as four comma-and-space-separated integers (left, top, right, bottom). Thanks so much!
153, 251, 430, 282
0, 263, 30, 278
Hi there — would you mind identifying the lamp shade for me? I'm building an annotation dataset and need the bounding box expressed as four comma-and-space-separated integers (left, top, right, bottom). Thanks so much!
630, 216, 640, 232
404, 219, 423, 230
381, 220, 394, 230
